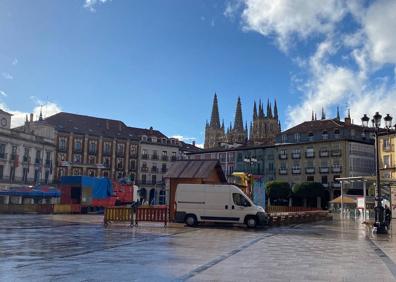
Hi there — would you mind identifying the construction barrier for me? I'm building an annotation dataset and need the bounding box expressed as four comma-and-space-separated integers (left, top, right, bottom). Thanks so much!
104, 207, 133, 226
53, 204, 72, 214
267, 206, 320, 213
135, 206, 168, 226
269, 211, 331, 226
103, 206, 168, 227
0, 204, 54, 214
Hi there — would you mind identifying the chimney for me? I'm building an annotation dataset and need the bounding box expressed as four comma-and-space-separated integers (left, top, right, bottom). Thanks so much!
105, 120, 110, 130
30, 113, 33, 122
192, 141, 196, 146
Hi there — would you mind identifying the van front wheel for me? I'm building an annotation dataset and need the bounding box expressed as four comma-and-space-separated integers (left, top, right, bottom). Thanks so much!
185, 214, 197, 227
245, 216, 257, 228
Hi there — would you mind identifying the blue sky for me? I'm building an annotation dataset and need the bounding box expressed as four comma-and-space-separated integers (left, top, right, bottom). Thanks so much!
1, 0, 396, 146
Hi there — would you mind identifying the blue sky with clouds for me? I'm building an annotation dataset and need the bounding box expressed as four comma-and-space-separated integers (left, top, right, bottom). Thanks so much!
1, 0, 396, 146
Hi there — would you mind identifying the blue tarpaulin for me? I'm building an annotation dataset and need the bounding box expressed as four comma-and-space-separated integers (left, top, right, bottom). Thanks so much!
0, 186, 61, 197
60, 176, 113, 199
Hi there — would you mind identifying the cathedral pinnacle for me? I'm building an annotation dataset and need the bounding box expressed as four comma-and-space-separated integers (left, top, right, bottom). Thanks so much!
233, 97, 244, 131
274, 99, 278, 120
209, 93, 221, 128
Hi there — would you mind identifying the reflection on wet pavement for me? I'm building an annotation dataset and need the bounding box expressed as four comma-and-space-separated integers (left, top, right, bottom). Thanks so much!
1, 215, 396, 281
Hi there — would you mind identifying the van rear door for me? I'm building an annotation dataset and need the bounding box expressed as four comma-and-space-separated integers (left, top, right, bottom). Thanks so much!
202, 185, 239, 222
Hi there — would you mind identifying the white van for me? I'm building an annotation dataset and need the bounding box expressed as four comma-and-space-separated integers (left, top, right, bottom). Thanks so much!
175, 184, 269, 228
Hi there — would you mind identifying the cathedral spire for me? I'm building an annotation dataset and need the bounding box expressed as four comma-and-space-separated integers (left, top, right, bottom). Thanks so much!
312, 111, 315, 121
336, 106, 340, 120
266, 99, 273, 118
259, 100, 264, 118
321, 107, 326, 120
253, 101, 257, 120
274, 99, 278, 120
233, 97, 244, 131
39, 106, 43, 121
209, 93, 221, 128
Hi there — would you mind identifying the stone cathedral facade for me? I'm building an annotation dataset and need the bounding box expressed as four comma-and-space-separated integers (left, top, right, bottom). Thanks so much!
204, 94, 280, 149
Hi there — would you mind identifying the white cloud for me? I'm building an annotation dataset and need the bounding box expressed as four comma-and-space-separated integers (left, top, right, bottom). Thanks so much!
2, 72, 13, 80
230, 0, 396, 128
0, 98, 61, 128
12, 58, 18, 66
0, 90, 7, 97
84, 0, 111, 12
240, 0, 346, 51
363, 0, 396, 65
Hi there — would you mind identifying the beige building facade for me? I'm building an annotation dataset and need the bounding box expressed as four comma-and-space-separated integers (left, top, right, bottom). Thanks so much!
379, 133, 396, 179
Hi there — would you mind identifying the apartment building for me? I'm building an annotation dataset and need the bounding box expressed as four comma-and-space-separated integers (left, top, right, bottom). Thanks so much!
379, 132, 396, 179
275, 115, 375, 199
0, 110, 56, 185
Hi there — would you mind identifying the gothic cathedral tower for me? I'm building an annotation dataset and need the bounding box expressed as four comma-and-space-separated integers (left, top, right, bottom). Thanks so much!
204, 93, 226, 149
251, 99, 280, 145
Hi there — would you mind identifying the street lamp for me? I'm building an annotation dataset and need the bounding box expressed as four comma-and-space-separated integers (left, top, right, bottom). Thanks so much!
361, 112, 393, 234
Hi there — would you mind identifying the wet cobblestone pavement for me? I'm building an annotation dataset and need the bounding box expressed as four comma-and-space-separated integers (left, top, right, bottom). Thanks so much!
1, 214, 396, 281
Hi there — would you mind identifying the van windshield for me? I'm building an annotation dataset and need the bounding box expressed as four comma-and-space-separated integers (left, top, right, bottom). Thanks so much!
232, 193, 251, 207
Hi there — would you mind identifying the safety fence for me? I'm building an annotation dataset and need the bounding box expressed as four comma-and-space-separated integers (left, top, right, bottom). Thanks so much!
267, 206, 320, 213
104, 206, 168, 226
269, 211, 331, 226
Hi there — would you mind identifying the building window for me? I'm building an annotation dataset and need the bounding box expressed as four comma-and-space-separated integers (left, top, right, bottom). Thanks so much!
104, 142, 111, 155
130, 144, 138, 157
0, 144, 5, 159
117, 158, 124, 170
89, 141, 97, 154
384, 155, 391, 168
117, 144, 125, 155
59, 138, 67, 151
141, 174, 146, 184
103, 157, 111, 168
129, 159, 136, 171
322, 131, 328, 140
308, 132, 314, 142
171, 151, 177, 161
152, 174, 157, 185
88, 156, 96, 165
294, 133, 300, 142
334, 129, 340, 138
162, 163, 167, 173
73, 154, 82, 164
219, 153, 226, 163
142, 149, 148, 159
74, 139, 82, 152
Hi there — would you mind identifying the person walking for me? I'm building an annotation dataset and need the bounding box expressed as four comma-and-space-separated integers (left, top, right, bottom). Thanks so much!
385, 205, 392, 229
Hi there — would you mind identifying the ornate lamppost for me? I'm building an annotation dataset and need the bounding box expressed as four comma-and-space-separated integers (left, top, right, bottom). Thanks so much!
361, 112, 393, 234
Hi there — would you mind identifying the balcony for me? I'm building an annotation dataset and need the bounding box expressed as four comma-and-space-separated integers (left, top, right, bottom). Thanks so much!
0, 153, 7, 160
45, 159, 51, 167
151, 167, 158, 173
116, 152, 124, 158
332, 182, 341, 188
141, 166, 148, 172
142, 154, 149, 160
320, 167, 329, 173
291, 153, 301, 159
73, 148, 82, 153
34, 158, 42, 165
305, 151, 315, 158
162, 155, 169, 161
292, 168, 301, 174
58, 146, 67, 153
151, 154, 159, 160
162, 167, 167, 173
332, 166, 342, 173
305, 167, 315, 174
22, 156, 30, 163
171, 156, 177, 162
279, 168, 288, 175
331, 149, 341, 157
88, 149, 97, 155
319, 150, 329, 157
129, 153, 138, 159
279, 154, 288, 160
103, 151, 112, 157
10, 154, 17, 161
383, 145, 394, 152
322, 183, 329, 188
